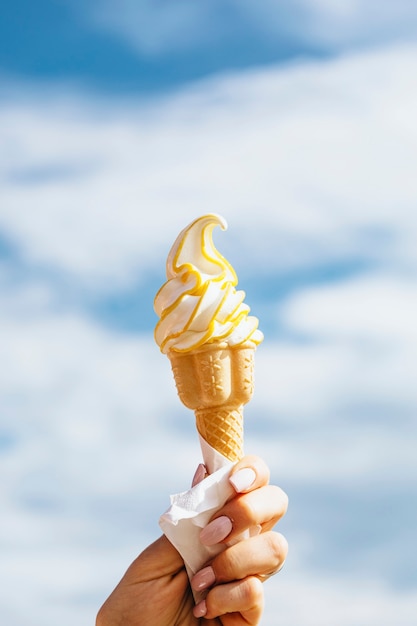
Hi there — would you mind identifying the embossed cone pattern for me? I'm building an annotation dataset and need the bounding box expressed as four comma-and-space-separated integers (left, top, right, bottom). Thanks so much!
168, 341, 256, 462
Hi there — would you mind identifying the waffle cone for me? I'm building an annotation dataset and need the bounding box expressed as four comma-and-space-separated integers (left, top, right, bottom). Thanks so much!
168, 341, 256, 463
195, 405, 244, 462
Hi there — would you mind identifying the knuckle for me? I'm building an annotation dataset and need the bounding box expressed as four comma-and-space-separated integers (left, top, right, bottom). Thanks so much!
241, 576, 264, 606
213, 546, 241, 581
267, 531, 289, 568
237, 492, 257, 521
222, 493, 256, 529
270, 485, 289, 515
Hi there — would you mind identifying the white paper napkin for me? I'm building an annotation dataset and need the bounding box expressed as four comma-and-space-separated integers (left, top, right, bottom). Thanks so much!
159, 437, 235, 598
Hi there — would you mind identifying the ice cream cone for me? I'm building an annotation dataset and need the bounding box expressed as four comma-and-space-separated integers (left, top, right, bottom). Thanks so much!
168, 341, 256, 463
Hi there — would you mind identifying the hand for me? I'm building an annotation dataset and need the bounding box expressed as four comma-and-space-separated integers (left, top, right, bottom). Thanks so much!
96, 455, 288, 625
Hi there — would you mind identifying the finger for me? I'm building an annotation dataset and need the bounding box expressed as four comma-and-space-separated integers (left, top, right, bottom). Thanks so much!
229, 455, 270, 493
193, 576, 264, 624
191, 463, 207, 487
213, 531, 288, 584
191, 532, 288, 593
99, 535, 188, 623
226, 484, 288, 541
123, 535, 184, 583
200, 485, 288, 546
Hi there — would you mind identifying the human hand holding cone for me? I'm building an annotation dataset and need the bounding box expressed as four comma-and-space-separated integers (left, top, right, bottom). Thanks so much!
154, 214, 263, 471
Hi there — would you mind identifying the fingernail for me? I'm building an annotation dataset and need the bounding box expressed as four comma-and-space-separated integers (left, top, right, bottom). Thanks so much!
230, 467, 256, 492
193, 599, 207, 618
200, 515, 233, 545
191, 566, 215, 591
191, 463, 207, 487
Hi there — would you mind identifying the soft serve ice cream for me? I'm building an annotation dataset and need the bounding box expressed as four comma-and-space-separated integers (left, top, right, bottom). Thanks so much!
154, 214, 263, 466
154, 214, 263, 354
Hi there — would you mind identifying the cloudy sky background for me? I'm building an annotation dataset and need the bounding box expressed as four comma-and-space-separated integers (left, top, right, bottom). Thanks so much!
1, 2, 417, 624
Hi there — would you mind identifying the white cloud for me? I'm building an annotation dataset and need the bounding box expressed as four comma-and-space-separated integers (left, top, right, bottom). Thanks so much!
273, 274, 417, 412
283, 274, 417, 343
1, 43, 417, 625
299, 0, 417, 49
79, 0, 417, 57
1, 44, 417, 289
89, 0, 216, 55
1, 295, 415, 625
264, 573, 417, 626
253, 340, 416, 426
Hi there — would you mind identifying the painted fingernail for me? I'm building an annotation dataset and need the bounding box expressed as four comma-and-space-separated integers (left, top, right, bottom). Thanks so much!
191, 566, 215, 591
230, 467, 256, 492
193, 599, 207, 618
200, 515, 233, 545
191, 463, 207, 487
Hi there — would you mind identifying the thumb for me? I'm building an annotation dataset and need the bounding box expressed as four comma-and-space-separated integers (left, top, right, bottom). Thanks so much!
123, 535, 184, 584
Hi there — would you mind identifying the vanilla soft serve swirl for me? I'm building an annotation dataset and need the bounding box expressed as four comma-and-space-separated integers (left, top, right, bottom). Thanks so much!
154, 214, 263, 353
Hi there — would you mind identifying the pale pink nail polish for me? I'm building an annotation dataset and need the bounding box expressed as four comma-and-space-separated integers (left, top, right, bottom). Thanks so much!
193, 599, 207, 618
191, 566, 215, 591
230, 467, 256, 492
200, 515, 233, 545
191, 463, 207, 487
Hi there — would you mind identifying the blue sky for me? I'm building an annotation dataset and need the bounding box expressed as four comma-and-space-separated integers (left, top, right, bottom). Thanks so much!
1, 0, 322, 92
1, 2, 417, 625
2, 0, 417, 93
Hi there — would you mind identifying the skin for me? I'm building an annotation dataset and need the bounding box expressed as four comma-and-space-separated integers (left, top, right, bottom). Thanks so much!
96, 455, 288, 626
